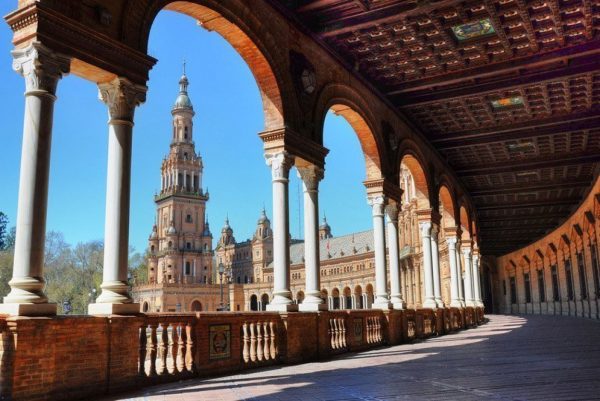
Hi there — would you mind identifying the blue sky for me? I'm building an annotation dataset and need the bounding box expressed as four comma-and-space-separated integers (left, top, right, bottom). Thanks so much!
0, 7, 372, 252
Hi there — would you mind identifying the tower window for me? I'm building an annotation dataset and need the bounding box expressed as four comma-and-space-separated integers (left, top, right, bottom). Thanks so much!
186, 214, 192, 223
185, 261, 191, 275
184, 126, 188, 139
186, 242, 191, 250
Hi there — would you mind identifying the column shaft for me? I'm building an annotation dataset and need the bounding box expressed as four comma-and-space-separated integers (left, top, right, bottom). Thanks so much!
447, 238, 462, 308
386, 203, 405, 309
1, 42, 69, 316
462, 246, 475, 307
420, 221, 437, 309
430, 225, 444, 307
266, 152, 296, 311
298, 165, 326, 311
90, 77, 146, 315
369, 195, 391, 309
472, 253, 483, 307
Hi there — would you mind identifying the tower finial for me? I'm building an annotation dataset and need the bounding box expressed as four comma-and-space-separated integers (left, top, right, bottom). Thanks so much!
183, 59, 186, 75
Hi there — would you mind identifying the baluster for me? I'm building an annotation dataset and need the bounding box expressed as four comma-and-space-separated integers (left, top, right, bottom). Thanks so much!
148, 323, 158, 377
256, 321, 264, 361
177, 323, 186, 373
333, 318, 340, 349
263, 321, 270, 361
242, 322, 250, 363
138, 325, 147, 377
250, 322, 257, 362
269, 321, 277, 359
156, 324, 167, 375
340, 318, 347, 348
185, 322, 195, 373
168, 324, 177, 373
329, 319, 336, 350
366, 317, 372, 344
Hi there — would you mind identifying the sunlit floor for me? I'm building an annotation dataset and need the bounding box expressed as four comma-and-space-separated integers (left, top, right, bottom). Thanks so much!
105, 314, 600, 401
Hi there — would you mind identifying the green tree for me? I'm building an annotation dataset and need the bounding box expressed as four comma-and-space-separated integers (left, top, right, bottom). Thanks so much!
0, 212, 8, 250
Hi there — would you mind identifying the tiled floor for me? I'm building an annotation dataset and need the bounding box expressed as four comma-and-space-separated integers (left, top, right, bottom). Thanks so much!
106, 315, 600, 401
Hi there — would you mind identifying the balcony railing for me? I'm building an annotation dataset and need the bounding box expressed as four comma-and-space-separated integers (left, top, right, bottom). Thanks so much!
0, 306, 483, 400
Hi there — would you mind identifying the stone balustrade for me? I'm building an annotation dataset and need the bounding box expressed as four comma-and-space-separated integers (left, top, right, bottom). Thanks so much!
0, 307, 484, 400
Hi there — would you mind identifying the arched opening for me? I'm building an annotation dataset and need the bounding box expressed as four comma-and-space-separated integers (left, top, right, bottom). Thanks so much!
439, 184, 458, 306
354, 285, 363, 309
343, 286, 352, 310
365, 284, 374, 309
296, 291, 305, 304
142, 302, 149, 313
260, 293, 269, 311
190, 300, 202, 311
249, 294, 258, 311
331, 288, 340, 310
399, 154, 430, 210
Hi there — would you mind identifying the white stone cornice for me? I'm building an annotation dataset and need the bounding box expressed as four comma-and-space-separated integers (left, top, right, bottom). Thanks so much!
297, 164, 324, 192
98, 77, 146, 123
12, 42, 70, 96
265, 151, 294, 182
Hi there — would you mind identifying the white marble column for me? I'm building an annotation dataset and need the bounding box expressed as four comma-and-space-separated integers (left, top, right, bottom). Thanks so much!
430, 224, 444, 308
183, 170, 188, 190
386, 202, 405, 309
0, 43, 70, 316
265, 152, 297, 311
456, 248, 465, 306
369, 195, 391, 309
419, 221, 437, 309
447, 237, 462, 308
191, 171, 195, 192
298, 165, 326, 311
89, 77, 146, 315
462, 246, 476, 307
472, 251, 483, 307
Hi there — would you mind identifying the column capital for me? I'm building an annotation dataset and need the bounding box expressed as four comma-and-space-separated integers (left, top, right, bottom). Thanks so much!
12, 41, 70, 96
266, 151, 294, 182
430, 223, 440, 239
445, 236, 458, 246
98, 77, 147, 123
367, 194, 387, 216
296, 164, 324, 191
419, 220, 432, 237
363, 179, 403, 204
462, 246, 472, 258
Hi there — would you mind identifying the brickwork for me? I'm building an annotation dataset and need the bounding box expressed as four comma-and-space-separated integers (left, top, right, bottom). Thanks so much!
0, 308, 484, 400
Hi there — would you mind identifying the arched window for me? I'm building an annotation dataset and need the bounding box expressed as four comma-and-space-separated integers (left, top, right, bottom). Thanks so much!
237, 276, 241, 284
142, 302, 149, 313
186, 242, 192, 250
150, 245, 155, 253
168, 241, 173, 249
184, 126, 188, 139
185, 262, 191, 275
204, 243, 208, 251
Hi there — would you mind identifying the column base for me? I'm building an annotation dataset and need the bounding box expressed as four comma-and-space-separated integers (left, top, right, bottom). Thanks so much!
450, 301, 462, 308
266, 303, 298, 312
0, 302, 57, 316
372, 301, 392, 310
88, 302, 140, 315
392, 301, 406, 310
423, 299, 437, 309
436, 301, 445, 308
465, 301, 477, 307
299, 302, 328, 312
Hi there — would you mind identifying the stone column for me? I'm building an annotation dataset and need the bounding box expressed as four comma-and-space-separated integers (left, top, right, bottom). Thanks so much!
265, 152, 297, 311
0, 43, 70, 316
472, 251, 483, 307
456, 248, 465, 306
419, 221, 437, 309
386, 202, 405, 309
462, 245, 476, 307
369, 195, 391, 309
89, 77, 146, 315
298, 165, 326, 311
430, 224, 444, 308
446, 237, 462, 308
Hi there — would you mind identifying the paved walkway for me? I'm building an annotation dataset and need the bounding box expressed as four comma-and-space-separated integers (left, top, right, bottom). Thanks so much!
106, 315, 600, 401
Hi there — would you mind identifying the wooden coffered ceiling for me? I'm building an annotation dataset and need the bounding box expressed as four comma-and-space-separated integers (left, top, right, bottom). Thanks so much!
272, 0, 600, 255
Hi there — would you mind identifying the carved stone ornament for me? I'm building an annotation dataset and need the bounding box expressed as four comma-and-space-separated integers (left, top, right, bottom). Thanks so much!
266, 151, 294, 181
367, 195, 386, 216
12, 42, 70, 96
98, 77, 147, 122
297, 165, 324, 191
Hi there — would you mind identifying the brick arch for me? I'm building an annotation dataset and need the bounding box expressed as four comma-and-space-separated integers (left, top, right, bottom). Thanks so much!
459, 203, 472, 241
398, 152, 431, 210
126, 0, 295, 131
313, 83, 386, 181
438, 184, 458, 229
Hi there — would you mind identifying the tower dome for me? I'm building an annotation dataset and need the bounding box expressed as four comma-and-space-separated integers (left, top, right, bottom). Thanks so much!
257, 207, 270, 224
172, 64, 194, 112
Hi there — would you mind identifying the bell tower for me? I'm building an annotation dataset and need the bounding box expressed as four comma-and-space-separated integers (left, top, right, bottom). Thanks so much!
147, 67, 213, 285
